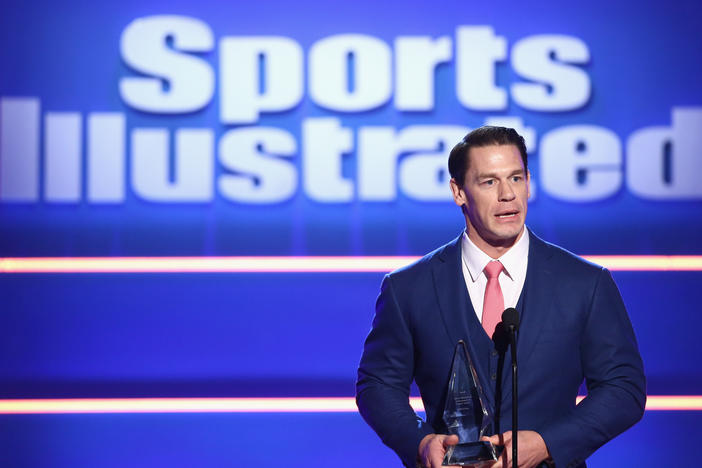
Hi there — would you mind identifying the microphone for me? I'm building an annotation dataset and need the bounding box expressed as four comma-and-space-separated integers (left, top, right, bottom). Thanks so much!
501, 307, 519, 468
502, 307, 519, 332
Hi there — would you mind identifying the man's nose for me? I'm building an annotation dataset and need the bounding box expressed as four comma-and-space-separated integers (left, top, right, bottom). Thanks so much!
499, 181, 516, 201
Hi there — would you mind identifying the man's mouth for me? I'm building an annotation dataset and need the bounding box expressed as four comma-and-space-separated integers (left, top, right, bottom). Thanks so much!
495, 211, 519, 219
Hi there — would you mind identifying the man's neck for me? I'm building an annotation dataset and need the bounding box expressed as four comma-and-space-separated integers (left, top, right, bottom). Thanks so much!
467, 227, 525, 259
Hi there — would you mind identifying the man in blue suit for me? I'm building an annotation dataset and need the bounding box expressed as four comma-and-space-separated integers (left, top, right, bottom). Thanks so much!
356, 126, 646, 468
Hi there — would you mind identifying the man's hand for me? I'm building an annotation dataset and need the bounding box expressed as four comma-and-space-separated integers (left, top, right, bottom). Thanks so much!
481, 430, 551, 468
418, 433, 459, 468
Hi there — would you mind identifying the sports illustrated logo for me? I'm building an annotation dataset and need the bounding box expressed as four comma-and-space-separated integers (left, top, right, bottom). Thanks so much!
2, 15, 700, 205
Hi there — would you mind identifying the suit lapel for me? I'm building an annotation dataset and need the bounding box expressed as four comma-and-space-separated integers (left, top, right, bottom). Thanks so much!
501, 230, 557, 405
432, 233, 496, 405
431, 234, 470, 346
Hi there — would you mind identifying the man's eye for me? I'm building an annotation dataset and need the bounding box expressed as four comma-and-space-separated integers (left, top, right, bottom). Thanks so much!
512, 176, 522, 182
484, 180, 494, 186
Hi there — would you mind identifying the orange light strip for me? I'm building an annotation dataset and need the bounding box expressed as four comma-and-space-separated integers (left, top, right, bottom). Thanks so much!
0, 397, 362, 414
1, 255, 701, 273
583, 255, 702, 271
0, 396, 700, 414
0, 256, 418, 273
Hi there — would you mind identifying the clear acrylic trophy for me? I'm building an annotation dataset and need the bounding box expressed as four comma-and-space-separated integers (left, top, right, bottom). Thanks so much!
442, 341, 502, 466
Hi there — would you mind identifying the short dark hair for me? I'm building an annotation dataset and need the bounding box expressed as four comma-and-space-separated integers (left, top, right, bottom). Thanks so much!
448, 126, 528, 186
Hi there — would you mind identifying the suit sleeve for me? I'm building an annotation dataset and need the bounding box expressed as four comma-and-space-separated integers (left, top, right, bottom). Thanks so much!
538, 268, 646, 468
356, 274, 435, 468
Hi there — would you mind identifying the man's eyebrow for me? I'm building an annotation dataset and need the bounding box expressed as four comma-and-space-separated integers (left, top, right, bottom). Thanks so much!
476, 168, 525, 179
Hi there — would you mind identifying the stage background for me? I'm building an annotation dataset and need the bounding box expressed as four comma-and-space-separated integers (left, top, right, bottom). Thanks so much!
1, 1, 701, 466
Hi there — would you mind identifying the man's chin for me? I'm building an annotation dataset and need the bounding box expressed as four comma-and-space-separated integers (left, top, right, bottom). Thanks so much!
488, 226, 524, 246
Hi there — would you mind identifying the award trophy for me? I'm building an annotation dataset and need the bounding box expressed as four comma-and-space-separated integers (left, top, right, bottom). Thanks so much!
442, 341, 502, 466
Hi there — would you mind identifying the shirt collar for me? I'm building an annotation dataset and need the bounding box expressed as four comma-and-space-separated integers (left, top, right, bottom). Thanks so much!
461, 227, 530, 282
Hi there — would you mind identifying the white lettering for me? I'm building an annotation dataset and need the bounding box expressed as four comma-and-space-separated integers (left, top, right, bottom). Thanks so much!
627, 107, 702, 199
394, 36, 452, 111
88, 113, 126, 203
302, 118, 354, 202
540, 125, 621, 201
455, 26, 507, 110
309, 34, 391, 111
220, 37, 303, 124
218, 127, 297, 203
358, 125, 468, 200
399, 126, 468, 200
511, 35, 590, 111
0, 98, 40, 202
119, 15, 214, 113
45, 113, 81, 202
132, 128, 214, 201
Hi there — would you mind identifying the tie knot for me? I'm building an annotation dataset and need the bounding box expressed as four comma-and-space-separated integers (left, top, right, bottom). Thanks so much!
484, 260, 503, 279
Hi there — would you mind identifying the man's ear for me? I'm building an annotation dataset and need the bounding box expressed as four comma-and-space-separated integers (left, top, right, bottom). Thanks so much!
526, 170, 531, 199
449, 178, 467, 208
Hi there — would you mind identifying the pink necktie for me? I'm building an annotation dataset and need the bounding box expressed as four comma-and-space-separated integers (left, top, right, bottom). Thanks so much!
482, 260, 504, 338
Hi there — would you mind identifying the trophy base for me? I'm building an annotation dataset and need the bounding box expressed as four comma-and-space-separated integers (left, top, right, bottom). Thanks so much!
442, 441, 503, 466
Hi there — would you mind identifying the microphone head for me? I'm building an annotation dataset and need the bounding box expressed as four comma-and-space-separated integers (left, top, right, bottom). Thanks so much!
502, 307, 520, 331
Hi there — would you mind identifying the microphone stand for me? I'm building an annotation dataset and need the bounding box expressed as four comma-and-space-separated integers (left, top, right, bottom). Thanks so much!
508, 324, 517, 468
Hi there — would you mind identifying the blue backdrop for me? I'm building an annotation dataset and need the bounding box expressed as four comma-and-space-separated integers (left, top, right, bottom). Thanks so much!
1, 1, 701, 466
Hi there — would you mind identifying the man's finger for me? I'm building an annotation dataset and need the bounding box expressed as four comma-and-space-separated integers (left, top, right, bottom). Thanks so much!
442, 434, 459, 447
500, 431, 512, 444
484, 434, 502, 446
487, 452, 507, 468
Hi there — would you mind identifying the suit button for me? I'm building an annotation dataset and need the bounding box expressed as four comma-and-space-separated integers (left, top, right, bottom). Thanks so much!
491, 373, 497, 380
491, 350, 498, 357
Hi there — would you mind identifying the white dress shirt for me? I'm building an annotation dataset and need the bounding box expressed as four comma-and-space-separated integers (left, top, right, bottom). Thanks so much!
460, 228, 530, 323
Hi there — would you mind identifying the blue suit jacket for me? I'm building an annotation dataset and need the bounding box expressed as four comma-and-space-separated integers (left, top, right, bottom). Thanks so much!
356, 230, 646, 468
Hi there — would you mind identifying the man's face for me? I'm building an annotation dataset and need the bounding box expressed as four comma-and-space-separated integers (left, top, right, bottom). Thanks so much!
450, 144, 530, 252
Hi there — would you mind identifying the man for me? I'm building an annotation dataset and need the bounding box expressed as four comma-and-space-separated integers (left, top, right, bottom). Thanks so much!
356, 126, 645, 468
